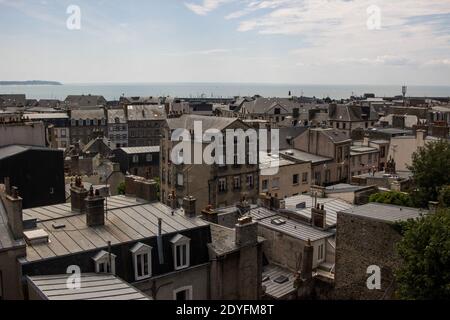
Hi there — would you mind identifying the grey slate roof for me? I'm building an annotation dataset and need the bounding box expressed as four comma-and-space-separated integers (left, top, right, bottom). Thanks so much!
280, 149, 332, 164
167, 114, 240, 131
21, 200, 208, 263
283, 194, 355, 227
26, 273, 151, 300
70, 109, 105, 120
107, 109, 126, 124
126, 105, 166, 121
119, 146, 160, 154
249, 207, 333, 241
312, 127, 351, 143
340, 203, 426, 223
0, 145, 59, 161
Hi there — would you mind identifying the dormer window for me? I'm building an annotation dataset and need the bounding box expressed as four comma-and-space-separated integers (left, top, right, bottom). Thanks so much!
130, 242, 152, 281
92, 250, 116, 274
170, 234, 190, 270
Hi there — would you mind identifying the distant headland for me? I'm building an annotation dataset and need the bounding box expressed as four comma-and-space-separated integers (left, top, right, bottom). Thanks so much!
0, 80, 62, 86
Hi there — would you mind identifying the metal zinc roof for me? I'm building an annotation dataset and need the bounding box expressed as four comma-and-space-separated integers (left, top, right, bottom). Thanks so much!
283, 194, 355, 227
340, 203, 425, 223
26, 273, 151, 300
249, 207, 333, 242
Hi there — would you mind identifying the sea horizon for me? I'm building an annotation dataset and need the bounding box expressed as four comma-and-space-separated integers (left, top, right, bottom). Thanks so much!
1, 82, 449, 101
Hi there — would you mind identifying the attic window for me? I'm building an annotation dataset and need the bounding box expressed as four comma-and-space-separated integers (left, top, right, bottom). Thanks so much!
92, 250, 116, 275
130, 242, 152, 281
273, 275, 288, 284
170, 234, 191, 270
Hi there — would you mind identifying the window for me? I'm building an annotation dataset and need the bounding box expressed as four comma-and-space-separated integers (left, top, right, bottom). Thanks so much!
132, 155, 139, 163
173, 286, 193, 301
274, 108, 281, 115
262, 179, 269, 191
325, 170, 331, 183
171, 234, 190, 270
246, 174, 254, 188
293, 174, 299, 185
218, 178, 227, 192
317, 243, 325, 262
368, 153, 372, 164
272, 178, 280, 189
380, 146, 386, 158
71, 119, 76, 126
93, 119, 98, 126
61, 129, 66, 137
302, 172, 308, 184
101, 119, 106, 126
233, 176, 241, 190
92, 250, 116, 275
146, 153, 152, 162
78, 120, 84, 126
86, 119, 91, 126
131, 242, 152, 281
177, 173, 184, 186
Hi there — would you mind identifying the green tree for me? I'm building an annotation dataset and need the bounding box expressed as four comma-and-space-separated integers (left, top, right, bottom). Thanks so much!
117, 182, 126, 195
395, 209, 450, 299
438, 185, 450, 208
408, 140, 450, 207
369, 191, 414, 207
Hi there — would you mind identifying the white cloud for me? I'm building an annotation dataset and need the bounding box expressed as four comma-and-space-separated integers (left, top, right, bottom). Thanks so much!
184, 0, 231, 15
425, 59, 450, 66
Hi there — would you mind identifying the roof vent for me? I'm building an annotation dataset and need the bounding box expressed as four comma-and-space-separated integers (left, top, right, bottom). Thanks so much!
23, 229, 49, 245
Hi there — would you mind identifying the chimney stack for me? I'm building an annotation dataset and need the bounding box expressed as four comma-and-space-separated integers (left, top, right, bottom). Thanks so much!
416, 129, 425, 148
1, 186, 24, 240
85, 187, 105, 227
201, 205, 218, 224
70, 176, 88, 212
235, 216, 258, 247
363, 134, 370, 147
300, 239, 314, 281
182, 196, 196, 217
311, 204, 327, 229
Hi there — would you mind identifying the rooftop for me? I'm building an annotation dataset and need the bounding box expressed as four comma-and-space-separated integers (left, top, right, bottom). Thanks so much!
127, 105, 166, 121
280, 149, 332, 164
340, 203, 426, 223
0, 145, 61, 161
167, 114, 239, 131
119, 146, 160, 154
26, 273, 151, 300
283, 194, 355, 227
249, 207, 333, 241
21, 198, 207, 263
262, 264, 296, 299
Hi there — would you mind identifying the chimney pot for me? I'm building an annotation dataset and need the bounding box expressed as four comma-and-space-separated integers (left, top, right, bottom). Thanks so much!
235, 216, 257, 247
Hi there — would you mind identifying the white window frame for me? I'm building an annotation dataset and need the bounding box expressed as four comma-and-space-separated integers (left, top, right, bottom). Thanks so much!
317, 243, 325, 263
177, 173, 184, 186
272, 177, 280, 189
246, 174, 254, 187
131, 242, 152, 281
262, 179, 269, 192
132, 155, 139, 163
171, 234, 190, 271
93, 250, 116, 275
173, 285, 193, 301
218, 178, 227, 192
146, 153, 153, 162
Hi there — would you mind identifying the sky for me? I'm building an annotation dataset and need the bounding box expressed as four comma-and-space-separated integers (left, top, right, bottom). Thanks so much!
0, 0, 449, 85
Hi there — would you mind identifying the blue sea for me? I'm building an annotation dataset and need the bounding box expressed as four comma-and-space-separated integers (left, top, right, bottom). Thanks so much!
0, 83, 449, 100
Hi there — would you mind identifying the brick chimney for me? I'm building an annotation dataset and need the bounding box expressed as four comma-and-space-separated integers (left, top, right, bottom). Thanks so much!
182, 196, 196, 217
1, 186, 24, 240
85, 187, 105, 227
300, 239, 314, 281
124, 175, 158, 202
70, 176, 88, 212
201, 205, 218, 224
311, 204, 327, 229
235, 216, 258, 247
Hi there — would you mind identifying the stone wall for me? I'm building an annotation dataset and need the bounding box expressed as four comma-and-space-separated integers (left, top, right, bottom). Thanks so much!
334, 212, 403, 299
